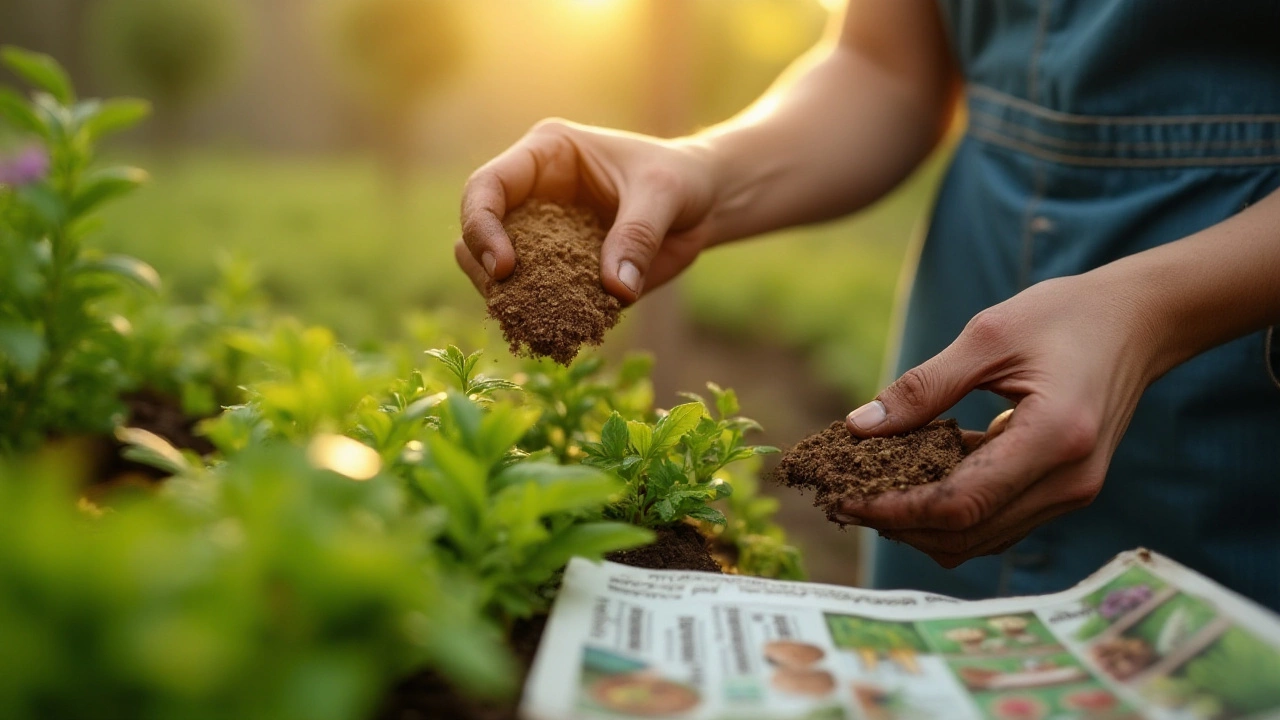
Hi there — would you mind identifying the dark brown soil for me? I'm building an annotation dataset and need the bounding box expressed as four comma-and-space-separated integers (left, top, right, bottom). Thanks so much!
377, 523, 720, 720
774, 419, 966, 524
486, 199, 622, 365
604, 522, 724, 574
79, 390, 215, 493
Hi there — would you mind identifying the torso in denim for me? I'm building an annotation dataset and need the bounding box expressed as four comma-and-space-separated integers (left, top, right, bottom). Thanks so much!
872, 0, 1280, 610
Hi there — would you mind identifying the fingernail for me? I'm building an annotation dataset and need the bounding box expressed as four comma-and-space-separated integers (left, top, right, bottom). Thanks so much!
618, 260, 642, 294
832, 513, 864, 526
481, 252, 497, 277
847, 400, 886, 432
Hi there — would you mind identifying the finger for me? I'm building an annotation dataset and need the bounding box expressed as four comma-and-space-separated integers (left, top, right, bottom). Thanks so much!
880, 464, 1095, 563
598, 176, 685, 303
640, 228, 707, 295
960, 429, 986, 453
983, 408, 1014, 446
455, 239, 489, 295
846, 337, 995, 439
460, 122, 579, 281
841, 395, 1090, 531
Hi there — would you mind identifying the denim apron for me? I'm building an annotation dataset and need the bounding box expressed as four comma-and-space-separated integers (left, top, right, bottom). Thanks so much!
870, 0, 1280, 611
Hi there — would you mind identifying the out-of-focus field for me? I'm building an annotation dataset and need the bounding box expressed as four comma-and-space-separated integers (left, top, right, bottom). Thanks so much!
99, 152, 947, 400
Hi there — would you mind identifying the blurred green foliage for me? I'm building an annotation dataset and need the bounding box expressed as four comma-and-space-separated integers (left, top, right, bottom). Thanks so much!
86, 0, 246, 118
93, 151, 942, 401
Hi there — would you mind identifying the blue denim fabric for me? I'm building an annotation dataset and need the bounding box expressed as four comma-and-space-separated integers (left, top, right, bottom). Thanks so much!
871, 0, 1280, 610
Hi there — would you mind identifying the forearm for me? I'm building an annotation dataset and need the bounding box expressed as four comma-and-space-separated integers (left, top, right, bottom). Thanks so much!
685, 1, 959, 247
1109, 188, 1280, 382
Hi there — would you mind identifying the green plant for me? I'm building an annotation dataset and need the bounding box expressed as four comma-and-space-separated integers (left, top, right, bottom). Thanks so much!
0, 47, 156, 452
0, 448, 512, 720
713, 460, 805, 580
520, 353, 653, 463
411, 391, 652, 620
583, 382, 778, 529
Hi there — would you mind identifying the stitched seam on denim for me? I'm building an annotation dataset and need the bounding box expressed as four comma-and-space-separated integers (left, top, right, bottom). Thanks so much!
970, 126, 1280, 168
1019, 163, 1046, 292
970, 84, 1280, 125
1267, 326, 1280, 392
1027, 0, 1051, 106
970, 109, 1280, 152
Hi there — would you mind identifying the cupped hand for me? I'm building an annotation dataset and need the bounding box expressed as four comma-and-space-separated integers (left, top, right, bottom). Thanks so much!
456, 119, 719, 303
837, 269, 1167, 568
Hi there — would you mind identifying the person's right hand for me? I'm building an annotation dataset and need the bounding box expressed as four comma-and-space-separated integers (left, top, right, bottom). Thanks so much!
457, 119, 719, 303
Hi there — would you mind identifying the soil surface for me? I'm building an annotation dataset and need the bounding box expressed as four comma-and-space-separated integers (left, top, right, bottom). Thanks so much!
377, 523, 720, 720
80, 390, 214, 492
604, 522, 724, 574
774, 419, 966, 525
486, 200, 622, 365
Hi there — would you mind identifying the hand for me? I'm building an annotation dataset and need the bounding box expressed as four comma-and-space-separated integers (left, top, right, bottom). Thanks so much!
457, 119, 719, 303
837, 269, 1166, 567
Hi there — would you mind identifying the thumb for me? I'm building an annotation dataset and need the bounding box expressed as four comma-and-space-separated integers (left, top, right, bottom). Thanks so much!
599, 179, 684, 303
846, 347, 980, 438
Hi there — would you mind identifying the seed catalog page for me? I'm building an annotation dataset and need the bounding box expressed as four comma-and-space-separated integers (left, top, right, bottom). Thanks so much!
520, 550, 1280, 720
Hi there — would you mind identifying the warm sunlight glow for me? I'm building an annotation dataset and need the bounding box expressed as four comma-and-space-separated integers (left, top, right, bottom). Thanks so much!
817, 0, 844, 12
308, 434, 382, 481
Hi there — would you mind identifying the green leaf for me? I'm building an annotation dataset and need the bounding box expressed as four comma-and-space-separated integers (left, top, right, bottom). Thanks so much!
0, 323, 45, 374
115, 426, 193, 476
73, 254, 161, 292
654, 498, 677, 523
627, 421, 652, 458
425, 434, 488, 522
600, 412, 629, 459
476, 404, 539, 465
69, 166, 148, 217
492, 462, 615, 495
647, 457, 684, 494
1, 47, 74, 105
15, 183, 64, 227
426, 346, 469, 387
522, 522, 653, 579
708, 383, 739, 418
78, 98, 150, 140
686, 506, 727, 526
442, 391, 483, 452
0, 88, 45, 135
651, 402, 705, 454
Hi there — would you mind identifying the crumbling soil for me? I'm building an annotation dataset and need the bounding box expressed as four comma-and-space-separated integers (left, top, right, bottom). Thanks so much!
774, 419, 967, 524
377, 523, 720, 720
486, 199, 622, 365
604, 522, 724, 574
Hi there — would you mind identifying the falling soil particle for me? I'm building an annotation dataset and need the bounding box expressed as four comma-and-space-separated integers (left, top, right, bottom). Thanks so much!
774, 419, 966, 524
377, 523, 720, 720
486, 199, 622, 365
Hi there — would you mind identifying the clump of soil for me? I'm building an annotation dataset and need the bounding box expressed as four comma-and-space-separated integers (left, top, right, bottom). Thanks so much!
486, 200, 622, 365
605, 522, 724, 574
774, 419, 966, 524
378, 522, 720, 720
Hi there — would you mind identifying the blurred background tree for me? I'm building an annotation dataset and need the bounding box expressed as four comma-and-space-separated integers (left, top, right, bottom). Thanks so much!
85, 0, 247, 147
328, 0, 466, 186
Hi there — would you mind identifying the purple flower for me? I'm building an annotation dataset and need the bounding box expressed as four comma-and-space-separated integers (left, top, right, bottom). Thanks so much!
1098, 584, 1153, 620
0, 146, 50, 187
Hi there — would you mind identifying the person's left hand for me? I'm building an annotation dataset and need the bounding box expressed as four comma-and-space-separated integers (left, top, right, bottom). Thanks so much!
836, 268, 1168, 568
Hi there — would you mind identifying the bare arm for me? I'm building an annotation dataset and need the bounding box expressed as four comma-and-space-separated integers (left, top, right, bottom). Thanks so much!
691, 0, 960, 247
457, 0, 959, 301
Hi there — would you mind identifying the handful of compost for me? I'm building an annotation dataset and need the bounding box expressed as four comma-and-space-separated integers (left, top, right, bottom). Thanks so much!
773, 419, 968, 526
486, 199, 623, 365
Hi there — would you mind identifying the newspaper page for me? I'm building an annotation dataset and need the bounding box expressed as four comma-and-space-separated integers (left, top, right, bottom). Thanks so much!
521, 549, 1280, 720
